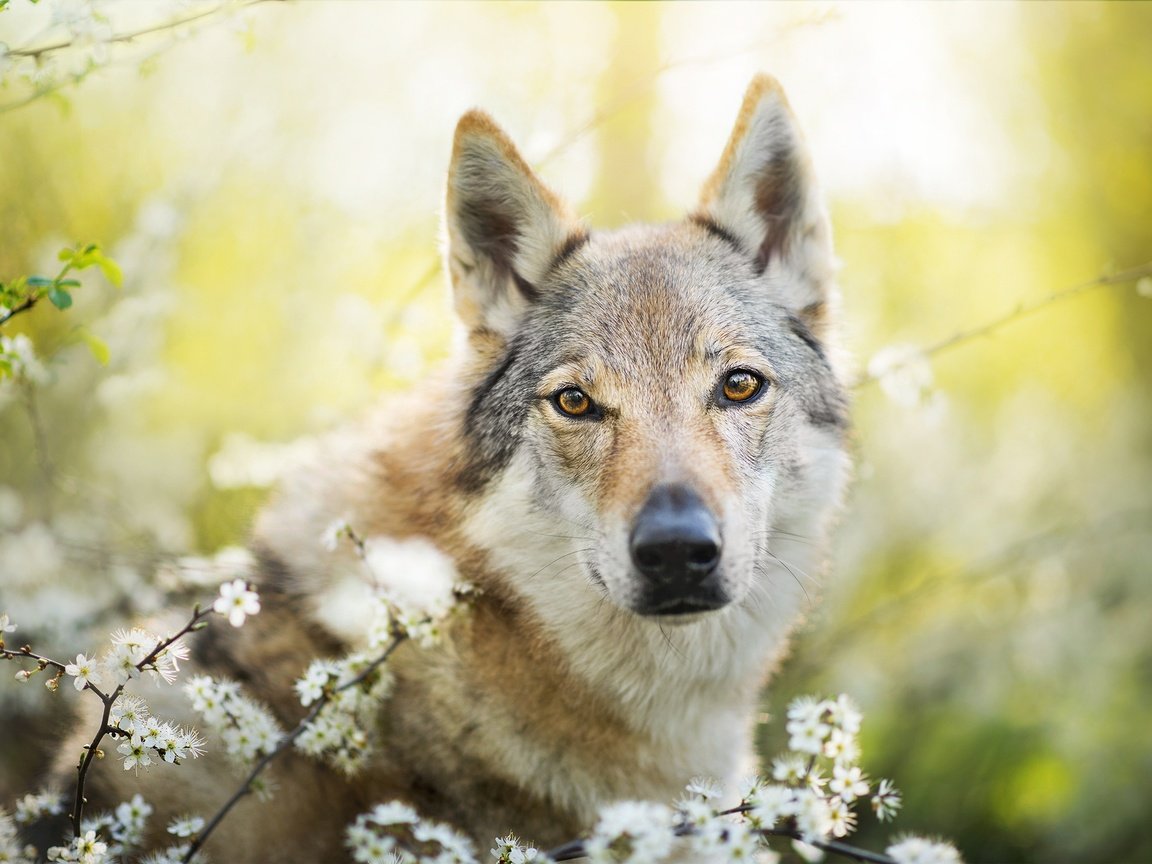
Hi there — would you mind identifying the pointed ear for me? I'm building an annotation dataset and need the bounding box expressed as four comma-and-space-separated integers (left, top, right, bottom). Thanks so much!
445, 111, 586, 338
695, 75, 835, 324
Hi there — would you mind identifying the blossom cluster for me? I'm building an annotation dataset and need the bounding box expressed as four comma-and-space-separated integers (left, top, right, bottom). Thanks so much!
293, 653, 394, 774
490, 834, 544, 864
185, 675, 284, 767
1, 806, 38, 864
345, 801, 476, 864
109, 695, 207, 772
323, 522, 475, 650
576, 694, 960, 864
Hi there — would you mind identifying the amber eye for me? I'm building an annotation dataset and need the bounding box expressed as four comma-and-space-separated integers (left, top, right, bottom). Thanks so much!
721, 370, 764, 404
554, 387, 594, 418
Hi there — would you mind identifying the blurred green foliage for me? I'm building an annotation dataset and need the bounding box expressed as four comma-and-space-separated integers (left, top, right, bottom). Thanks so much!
0, 3, 1150, 862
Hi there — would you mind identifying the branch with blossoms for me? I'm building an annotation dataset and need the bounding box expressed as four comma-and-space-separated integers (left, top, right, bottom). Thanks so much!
336, 695, 963, 864
175, 521, 473, 864
0, 0, 285, 116
510, 695, 962, 864
856, 260, 1152, 402
0, 574, 260, 863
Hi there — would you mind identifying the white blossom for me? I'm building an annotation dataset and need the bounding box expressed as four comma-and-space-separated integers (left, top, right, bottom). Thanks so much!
185, 675, 282, 765
117, 736, 153, 772
213, 579, 260, 627
886, 836, 964, 864
295, 659, 337, 706
0, 612, 15, 635
872, 779, 903, 822
491, 834, 541, 863
746, 784, 795, 829
684, 776, 723, 801
828, 765, 869, 804
112, 793, 152, 846
791, 789, 832, 843
46, 829, 107, 863
14, 789, 65, 824
866, 343, 934, 407
321, 518, 350, 551
0, 334, 49, 384
823, 728, 860, 765
166, 815, 204, 838
826, 796, 856, 838
346, 801, 476, 863
65, 653, 102, 692
826, 694, 863, 735
585, 801, 674, 864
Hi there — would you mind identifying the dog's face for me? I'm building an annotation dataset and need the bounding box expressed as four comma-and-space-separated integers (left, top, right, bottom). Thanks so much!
447, 76, 847, 620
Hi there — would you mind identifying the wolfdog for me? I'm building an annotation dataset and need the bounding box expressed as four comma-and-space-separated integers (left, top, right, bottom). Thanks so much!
81, 74, 849, 860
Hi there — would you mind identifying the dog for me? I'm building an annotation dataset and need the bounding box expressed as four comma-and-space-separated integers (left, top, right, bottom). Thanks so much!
79, 73, 850, 861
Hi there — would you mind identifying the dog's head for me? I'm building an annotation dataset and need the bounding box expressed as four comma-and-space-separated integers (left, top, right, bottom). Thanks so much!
446, 75, 848, 621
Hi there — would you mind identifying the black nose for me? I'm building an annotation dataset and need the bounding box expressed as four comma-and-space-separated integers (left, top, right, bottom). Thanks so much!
630, 484, 722, 585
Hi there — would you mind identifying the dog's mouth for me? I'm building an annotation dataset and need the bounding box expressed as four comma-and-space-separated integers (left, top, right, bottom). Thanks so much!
636, 594, 730, 618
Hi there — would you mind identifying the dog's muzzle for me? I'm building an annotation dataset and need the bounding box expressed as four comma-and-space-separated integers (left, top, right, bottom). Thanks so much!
629, 483, 728, 616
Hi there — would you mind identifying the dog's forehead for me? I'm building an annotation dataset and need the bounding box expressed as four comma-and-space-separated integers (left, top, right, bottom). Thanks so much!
533, 223, 782, 370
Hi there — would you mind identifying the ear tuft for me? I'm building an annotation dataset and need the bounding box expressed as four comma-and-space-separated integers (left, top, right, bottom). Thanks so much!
696, 75, 834, 319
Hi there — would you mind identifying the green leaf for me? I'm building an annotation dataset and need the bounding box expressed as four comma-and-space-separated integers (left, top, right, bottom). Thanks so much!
95, 253, 123, 288
25, 275, 53, 288
57, 278, 81, 288
57, 247, 75, 263
80, 330, 110, 365
47, 286, 72, 309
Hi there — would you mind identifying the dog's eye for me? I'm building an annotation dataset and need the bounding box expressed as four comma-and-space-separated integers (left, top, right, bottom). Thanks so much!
553, 387, 596, 418
720, 370, 764, 404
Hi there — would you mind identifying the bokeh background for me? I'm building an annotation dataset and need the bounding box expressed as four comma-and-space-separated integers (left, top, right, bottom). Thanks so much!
1, 2, 1150, 862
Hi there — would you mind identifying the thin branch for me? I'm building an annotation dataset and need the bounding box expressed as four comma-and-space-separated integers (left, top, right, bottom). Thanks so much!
852, 261, 1152, 389
7, 0, 280, 61
181, 633, 408, 863
0, 644, 69, 673
535, 12, 839, 170
546, 808, 898, 864
0, 258, 75, 327
0, 295, 39, 327
0, 0, 284, 115
68, 606, 213, 835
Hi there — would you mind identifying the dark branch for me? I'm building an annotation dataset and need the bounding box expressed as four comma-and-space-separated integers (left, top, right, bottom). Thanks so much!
182, 633, 408, 863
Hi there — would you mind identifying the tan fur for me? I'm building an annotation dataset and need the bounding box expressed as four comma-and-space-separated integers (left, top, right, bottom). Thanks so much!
69, 76, 851, 862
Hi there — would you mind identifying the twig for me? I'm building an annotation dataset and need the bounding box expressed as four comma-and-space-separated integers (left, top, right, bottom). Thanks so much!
0, 0, 284, 115
181, 633, 408, 863
0, 644, 69, 673
535, 12, 839, 170
852, 261, 1152, 389
69, 606, 213, 835
0, 258, 75, 328
545, 805, 898, 864
7, 0, 280, 61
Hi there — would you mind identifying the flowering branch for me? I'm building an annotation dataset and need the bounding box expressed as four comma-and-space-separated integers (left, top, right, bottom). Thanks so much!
182, 632, 407, 863
67, 606, 212, 837
6, 0, 282, 62
854, 260, 1152, 391
544, 812, 900, 864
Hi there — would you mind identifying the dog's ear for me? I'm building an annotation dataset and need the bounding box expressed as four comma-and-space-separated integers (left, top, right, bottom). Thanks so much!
445, 111, 586, 338
695, 75, 834, 326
